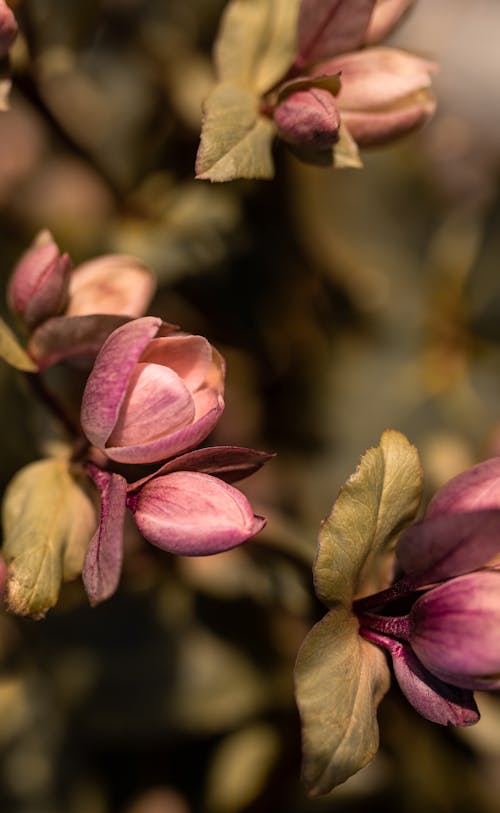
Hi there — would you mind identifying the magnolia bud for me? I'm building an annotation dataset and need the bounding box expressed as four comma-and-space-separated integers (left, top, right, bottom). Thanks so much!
274, 88, 340, 149
8, 231, 72, 329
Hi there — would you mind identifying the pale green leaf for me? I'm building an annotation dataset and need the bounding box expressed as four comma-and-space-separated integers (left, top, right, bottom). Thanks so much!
315, 429, 422, 607
2, 460, 96, 618
216, 0, 301, 95
334, 125, 363, 169
0, 316, 37, 372
196, 82, 275, 182
295, 607, 390, 796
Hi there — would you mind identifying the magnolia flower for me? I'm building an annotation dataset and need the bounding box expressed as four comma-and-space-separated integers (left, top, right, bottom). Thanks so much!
66, 254, 155, 318
81, 317, 225, 465
355, 457, 500, 725
271, 0, 435, 154
8, 230, 72, 328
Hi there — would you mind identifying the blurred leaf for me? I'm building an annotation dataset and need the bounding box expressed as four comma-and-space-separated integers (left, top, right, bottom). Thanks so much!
0, 316, 37, 372
216, 0, 300, 94
334, 124, 363, 168
295, 607, 390, 795
3, 459, 95, 618
205, 723, 281, 813
196, 83, 275, 181
314, 429, 422, 607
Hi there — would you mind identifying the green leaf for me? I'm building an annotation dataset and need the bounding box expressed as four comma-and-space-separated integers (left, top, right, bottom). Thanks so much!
314, 429, 422, 608
295, 607, 390, 796
215, 0, 301, 95
0, 316, 37, 372
2, 460, 96, 618
196, 82, 275, 182
333, 125, 363, 169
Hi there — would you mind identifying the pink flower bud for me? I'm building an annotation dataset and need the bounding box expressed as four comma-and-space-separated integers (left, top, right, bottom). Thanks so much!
81, 317, 225, 465
274, 88, 340, 149
313, 47, 437, 146
132, 471, 266, 555
409, 571, 500, 691
66, 254, 156, 318
8, 230, 72, 328
0, 0, 17, 59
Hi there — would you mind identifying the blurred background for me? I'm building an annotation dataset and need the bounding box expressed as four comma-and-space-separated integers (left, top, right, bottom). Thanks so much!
1, 0, 500, 811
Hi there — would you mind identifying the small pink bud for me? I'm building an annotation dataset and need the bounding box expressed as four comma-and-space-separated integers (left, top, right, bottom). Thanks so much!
81, 317, 225, 465
0, 0, 17, 59
66, 254, 156, 318
132, 471, 266, 555
274, 88, 340, 149
8, 230, 72, 328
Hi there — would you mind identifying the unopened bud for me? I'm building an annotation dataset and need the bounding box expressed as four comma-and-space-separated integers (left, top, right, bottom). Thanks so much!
274, 88, 340, 150
8, 230, 72, 329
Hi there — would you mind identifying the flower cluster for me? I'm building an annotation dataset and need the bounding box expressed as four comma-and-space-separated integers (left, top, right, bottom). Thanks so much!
2, 232, 271, 613
271, 0, 436, 158
355, 457, 500, 726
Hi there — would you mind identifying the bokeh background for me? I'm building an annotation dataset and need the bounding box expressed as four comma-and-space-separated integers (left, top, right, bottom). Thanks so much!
1, 1, 500, 811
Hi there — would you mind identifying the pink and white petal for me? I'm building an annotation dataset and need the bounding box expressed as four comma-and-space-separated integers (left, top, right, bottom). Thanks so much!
396, 509, 500, 586
108, 363, 195, 447
139, 335, 213, 393
128, 446, 275, 491
67, 255, 155, 318
81, 316, 161, 448
133, 471, 266, 555
364, 0, 416, 45
104, 397, 224, 464
341, 97, 435, 146
295, 0, 377, 69
427, 458, 500, 518
82, 471, 128, 606
191, 386, 221, 421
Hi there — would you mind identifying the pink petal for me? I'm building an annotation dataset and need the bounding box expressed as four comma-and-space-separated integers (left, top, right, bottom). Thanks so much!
128, 446, 276, 491
364, 0, 416, 45
82, 470, 127, 606
388, 639, 479, 726
28, 314, 130, 371
81, 316, 162, 449
133, 471, 266, 555
294, 0, 377, 69
108, 363, 195, 447
66, 254, 155, 318
341, 97, 435, 146
396, 509, 500, 586
0, 0, 17, 59
427, 457, 500, 518
410, 572, 500, 690
139, 335, 213, 393
323, 48, 435, 111
104, 394, 224, 464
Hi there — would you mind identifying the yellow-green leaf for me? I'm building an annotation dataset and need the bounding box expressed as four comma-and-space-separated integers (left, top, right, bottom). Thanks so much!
314, 429, 422, 608
0, 316, 37, 372
333, 124, 363, 169
295, 607, 390, 796
215, 0, 301, 95
2, 460, 96, 618
196, 82, 275, 182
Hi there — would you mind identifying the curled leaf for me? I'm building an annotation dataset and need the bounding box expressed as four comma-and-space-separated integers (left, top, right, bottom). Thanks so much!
295, 607, 390, 795
2, 460, 96, 617
0, 316, 37, 372
314, 429, 422, 607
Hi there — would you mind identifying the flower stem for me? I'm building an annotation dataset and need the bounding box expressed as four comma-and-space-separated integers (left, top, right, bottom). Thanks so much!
25, 371, 81, 438
357, 611, 410, 640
